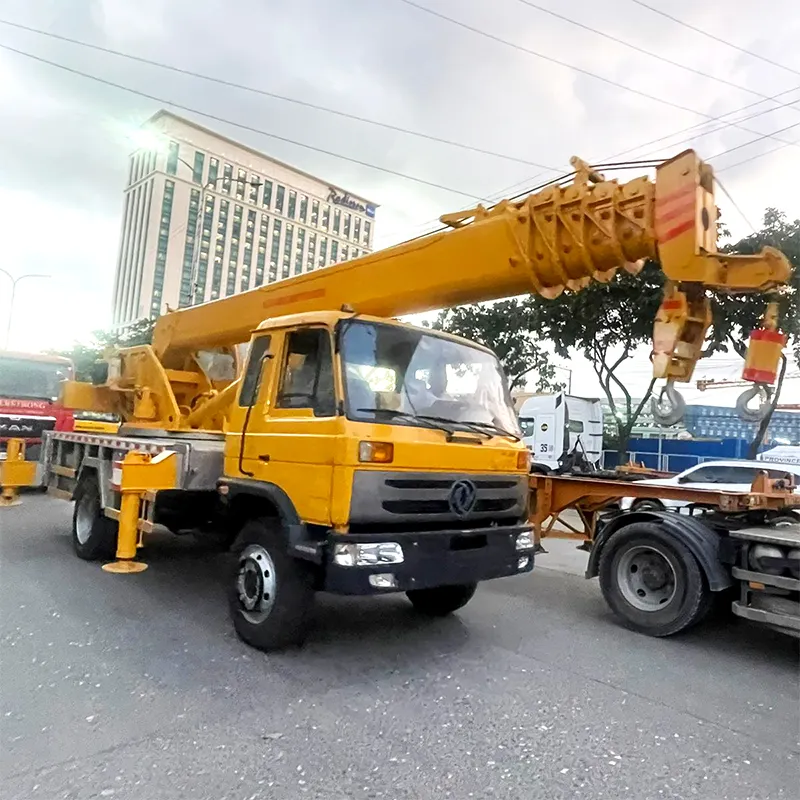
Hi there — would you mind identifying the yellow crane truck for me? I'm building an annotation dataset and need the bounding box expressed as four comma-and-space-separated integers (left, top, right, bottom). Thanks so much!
34, 151, 792, 649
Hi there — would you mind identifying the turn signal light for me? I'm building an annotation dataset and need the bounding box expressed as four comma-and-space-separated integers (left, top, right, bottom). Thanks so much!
517, 449, 531, 471
358, 441, 394, 463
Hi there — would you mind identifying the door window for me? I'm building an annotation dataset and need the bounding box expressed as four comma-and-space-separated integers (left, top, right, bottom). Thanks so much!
276, 329, 336, 416
238, 336, 272, 407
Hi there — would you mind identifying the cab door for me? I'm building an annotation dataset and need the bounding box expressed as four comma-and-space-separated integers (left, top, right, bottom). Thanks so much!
231, 326, 340, 526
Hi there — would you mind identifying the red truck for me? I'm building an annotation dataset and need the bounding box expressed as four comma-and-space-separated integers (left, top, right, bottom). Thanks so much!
0, 351, 75, 462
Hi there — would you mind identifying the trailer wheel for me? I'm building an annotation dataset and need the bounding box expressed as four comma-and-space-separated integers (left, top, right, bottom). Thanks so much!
630, 498, 665, 512
72, 476, 117, 561
598, 522, 710, 637
407, 583, 477, 616
228, 517, 315, 651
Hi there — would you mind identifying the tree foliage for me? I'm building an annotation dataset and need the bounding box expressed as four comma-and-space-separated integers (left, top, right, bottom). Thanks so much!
50, 318, 156, 381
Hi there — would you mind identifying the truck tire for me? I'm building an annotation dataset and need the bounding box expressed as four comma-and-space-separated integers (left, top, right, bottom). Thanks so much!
72, 476, 117, 561
406, 583, 477, 616
228, 517, 315, 651
598, 522, 710, 637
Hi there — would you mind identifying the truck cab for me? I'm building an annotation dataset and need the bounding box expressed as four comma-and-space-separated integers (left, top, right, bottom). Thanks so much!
219, 312, 534, 647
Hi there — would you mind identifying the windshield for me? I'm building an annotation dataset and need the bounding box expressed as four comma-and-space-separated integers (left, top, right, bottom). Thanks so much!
340, 320, 520, 435
0, 356, 72, 401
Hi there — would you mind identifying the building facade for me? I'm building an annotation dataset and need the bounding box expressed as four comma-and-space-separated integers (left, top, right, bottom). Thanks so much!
112, 111, 377, 324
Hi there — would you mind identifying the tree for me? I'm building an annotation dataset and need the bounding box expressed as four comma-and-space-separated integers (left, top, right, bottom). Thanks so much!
51, 318, 156, 381
433, 300, 560, 391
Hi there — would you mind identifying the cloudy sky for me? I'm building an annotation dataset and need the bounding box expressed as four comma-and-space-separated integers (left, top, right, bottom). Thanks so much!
1, 0, 798, 404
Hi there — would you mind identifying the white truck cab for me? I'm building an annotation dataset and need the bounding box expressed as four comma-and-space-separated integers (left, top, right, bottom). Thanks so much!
518, 393, 603, 471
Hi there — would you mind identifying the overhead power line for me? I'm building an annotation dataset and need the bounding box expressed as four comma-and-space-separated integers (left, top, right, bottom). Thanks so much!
629, 0, 800, 78
514, 0, 800, 113
0, 42, 489, 202
396, 0, 799, 150
0, 17, 557, 171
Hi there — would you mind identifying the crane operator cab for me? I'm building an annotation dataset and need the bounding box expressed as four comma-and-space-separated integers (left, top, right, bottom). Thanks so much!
220, 311, 534, 650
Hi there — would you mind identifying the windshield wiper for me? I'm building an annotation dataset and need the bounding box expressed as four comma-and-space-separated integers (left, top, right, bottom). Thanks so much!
458, 419, 521, 441
356, 408, 456, 435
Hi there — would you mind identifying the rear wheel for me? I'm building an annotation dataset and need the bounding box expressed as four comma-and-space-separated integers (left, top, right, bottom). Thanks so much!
598, 522, 711, 637
72, 476, 117, 561
228, 517, 315, 651
406, 583, 477, 616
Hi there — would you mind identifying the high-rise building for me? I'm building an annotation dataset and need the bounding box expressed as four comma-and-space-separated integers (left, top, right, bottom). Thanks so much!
111, 110, 377, 325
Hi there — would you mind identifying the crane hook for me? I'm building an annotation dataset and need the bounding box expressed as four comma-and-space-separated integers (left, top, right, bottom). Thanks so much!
651, 381, 686, 427
735, 384, 772, 423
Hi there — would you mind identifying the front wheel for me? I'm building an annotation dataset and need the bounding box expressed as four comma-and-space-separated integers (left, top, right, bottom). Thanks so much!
228, 518, 315, 651
406, 583, 477, 616
598, 522, 711, 637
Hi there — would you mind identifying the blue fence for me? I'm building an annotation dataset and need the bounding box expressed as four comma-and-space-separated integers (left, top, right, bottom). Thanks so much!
602, 437, 765, 473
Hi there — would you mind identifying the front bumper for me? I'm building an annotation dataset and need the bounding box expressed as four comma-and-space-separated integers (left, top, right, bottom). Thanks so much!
323, 524, 534, 595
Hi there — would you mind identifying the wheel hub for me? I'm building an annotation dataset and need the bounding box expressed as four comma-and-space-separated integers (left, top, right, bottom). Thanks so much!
617, 545, 677, 612
236, 545, 276, 622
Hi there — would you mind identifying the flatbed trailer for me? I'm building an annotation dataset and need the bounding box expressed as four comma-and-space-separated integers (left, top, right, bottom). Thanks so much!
530, 472, 800, 637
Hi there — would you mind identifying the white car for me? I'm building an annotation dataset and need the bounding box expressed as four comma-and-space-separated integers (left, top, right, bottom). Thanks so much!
619, 459, 800, 513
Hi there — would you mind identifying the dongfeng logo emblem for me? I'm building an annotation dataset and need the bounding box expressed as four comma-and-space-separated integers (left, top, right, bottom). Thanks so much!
449, 479, 477, 516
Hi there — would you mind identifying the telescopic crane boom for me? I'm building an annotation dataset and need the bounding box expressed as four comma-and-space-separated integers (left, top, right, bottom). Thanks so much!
66, 150, 792, 430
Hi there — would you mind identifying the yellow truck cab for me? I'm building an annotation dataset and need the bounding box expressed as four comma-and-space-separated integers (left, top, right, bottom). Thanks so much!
219, 312, 533, 648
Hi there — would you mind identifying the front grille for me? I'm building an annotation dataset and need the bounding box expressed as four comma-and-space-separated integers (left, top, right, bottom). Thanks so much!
382, 497, 517, 515
349, 470, 527, 529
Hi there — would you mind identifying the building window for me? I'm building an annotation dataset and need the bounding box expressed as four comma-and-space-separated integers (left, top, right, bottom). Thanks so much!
235, 168, 247, 200
299, 195, 308, 223
321, 204, 330, 231
353, 217, 361, 243
282, 223, 294, 279
287, 190, 297, 219
227, 204, 243, 295
363, 220, 371, 245
151, 180, 175, 316
255, 214, 269, 287
306, 233, 316, 272
166, 141, 179, 176
211, 199, 230, 300
318, 236, 328, 268
294, 229, 305, 275
128, 156, 135, 186
342, 244, 349, 261
240, 208, 256, 292
208, 157, 219, 186
249, 175, 260, 205
311, 199, 319, 226
275, 185, 285, 214
330, 240, 338, 262
269, 219, 282, 283
333, 209, 341, 235
194, 194, 215, 304
352, 248, 359, 259
343, 213, 351, 239
192, 151, 204, 184
179, 188, 201, 307
262, 180, 273, 209
222, 163, 233, 194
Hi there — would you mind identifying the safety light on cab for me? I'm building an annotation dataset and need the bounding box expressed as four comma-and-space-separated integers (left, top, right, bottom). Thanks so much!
359, 441, 394, 463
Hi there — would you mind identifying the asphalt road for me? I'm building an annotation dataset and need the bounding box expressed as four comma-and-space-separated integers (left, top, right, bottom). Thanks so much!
1, 495, 798, 800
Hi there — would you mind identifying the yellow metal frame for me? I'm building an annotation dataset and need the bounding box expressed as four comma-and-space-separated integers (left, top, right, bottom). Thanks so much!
0, 439, 38, 507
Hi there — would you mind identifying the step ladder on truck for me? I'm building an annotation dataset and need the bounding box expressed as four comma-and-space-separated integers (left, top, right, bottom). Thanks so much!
2, 150, 795, 650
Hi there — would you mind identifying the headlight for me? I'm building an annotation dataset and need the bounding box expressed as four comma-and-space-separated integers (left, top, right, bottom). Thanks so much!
515, 531, 534, 551
333, 542, 404, 567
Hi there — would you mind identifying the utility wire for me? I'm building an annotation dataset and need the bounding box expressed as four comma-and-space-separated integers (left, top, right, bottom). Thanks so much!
514, 0, 800, 112
396, 0, 799, 149
716, 136, 800, 174
0, 42, 489, 202
629, 0, 800, 77
0, 17, 557, 171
